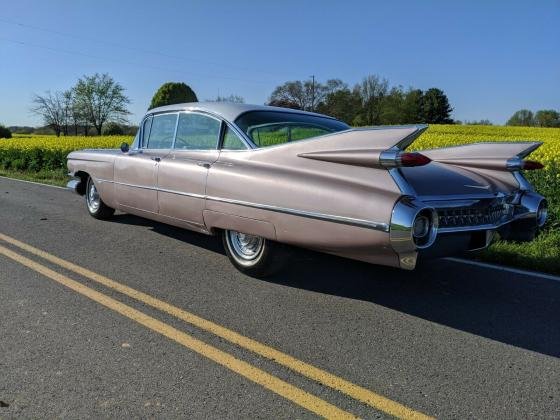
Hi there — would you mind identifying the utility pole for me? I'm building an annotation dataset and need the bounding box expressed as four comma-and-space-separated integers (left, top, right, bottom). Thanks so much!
310, 75, 315, 112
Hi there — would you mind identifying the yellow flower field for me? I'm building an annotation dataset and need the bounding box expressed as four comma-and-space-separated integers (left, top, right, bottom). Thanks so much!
3, 124, 559, 165
3, 134, 130, 152
413, 125, 560, 166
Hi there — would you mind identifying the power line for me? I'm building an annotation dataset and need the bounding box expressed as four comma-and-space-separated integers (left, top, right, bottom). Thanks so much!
0, 16, 286, 79
0, 37, 275, 86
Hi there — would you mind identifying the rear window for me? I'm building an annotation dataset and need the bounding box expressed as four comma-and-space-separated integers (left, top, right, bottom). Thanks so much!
234, 111, 349, 148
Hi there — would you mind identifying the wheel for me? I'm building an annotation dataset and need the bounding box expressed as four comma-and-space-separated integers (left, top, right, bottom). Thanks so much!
222, 230, 287, 277
85, 176, 115, 219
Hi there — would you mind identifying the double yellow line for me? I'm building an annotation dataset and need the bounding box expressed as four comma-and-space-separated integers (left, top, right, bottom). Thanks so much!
0, 232, 432, 419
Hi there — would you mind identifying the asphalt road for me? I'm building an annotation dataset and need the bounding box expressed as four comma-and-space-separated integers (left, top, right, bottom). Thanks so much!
0, 176, 559, 419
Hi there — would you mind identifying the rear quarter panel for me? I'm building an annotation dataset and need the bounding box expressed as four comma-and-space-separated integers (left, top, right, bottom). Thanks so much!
206, 142, 402, 266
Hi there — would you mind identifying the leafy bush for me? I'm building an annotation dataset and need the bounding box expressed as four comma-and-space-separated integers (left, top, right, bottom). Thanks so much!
0, 124, 12, 139
149, 82, 197, 109
103, 122, 124, 135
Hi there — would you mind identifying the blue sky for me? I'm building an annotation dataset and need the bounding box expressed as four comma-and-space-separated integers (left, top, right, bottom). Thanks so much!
1, 0, 558, 126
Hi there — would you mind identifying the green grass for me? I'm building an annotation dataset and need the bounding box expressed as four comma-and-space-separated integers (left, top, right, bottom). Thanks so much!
477, 231, 560, 274
0, 168, 67, 187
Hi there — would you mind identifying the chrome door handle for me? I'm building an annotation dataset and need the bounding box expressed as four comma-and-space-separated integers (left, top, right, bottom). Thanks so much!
197, 162, 211, 169
151, 157, 161, 162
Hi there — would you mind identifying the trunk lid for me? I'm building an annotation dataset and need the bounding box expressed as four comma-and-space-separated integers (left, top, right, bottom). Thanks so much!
399, 162, 503, 198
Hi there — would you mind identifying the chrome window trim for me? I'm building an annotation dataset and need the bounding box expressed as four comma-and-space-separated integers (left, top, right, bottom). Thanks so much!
170, 112, 181, 149
219, 121, 251, 151
172, 111, 223, 151
144, 108, 256, 149
139, 115, 153, 150
142, 112, 178, 150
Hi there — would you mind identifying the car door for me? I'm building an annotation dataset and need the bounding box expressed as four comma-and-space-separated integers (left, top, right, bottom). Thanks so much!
114, 113, 177, 214
157, 112, 221, 226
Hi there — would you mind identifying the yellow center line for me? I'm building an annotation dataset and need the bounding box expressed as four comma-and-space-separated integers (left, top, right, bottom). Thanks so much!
0, 232, 433, 420
0, 244, 356, 420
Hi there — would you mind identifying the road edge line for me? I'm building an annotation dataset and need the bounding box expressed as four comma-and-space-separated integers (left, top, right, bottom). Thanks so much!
445, 257, 560, 282
0, 175, 67, 190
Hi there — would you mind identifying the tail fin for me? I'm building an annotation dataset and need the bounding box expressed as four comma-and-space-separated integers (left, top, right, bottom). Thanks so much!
421, 142, 543, 171
297, 125, 428, 168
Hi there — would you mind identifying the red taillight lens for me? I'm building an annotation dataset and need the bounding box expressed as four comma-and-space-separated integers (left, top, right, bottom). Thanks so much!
522, 160, 544, 170
399, 152, 431, 167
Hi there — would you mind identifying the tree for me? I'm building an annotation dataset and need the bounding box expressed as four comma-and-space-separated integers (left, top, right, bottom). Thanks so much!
103, 122, 124, 135
354, 75, 389, 125
316, 88, 361, 124
534, 109, 560, 127
267, 98, 301, 109
0, 124, 11, 139
507, 109, 534, 126
268, 80, 308, 110
402, 89, 425, 123
73, 73, 130, 135
60, 89, 74, 136
30, 91, 66, 137
210, 94, 244, 103
268, 78, 344, 112
422, 88, 453, 124
379, 86, 407, 125
149, 82, 197, 109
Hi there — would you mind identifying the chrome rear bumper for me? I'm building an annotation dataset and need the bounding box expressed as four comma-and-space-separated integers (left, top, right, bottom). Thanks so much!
390, 191, 547, 270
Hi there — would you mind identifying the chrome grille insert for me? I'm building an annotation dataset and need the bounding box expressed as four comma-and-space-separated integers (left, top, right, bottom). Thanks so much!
436, 199, 510, 228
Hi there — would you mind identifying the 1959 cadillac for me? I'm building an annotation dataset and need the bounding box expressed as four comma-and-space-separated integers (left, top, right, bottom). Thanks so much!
67, 103, 548, 276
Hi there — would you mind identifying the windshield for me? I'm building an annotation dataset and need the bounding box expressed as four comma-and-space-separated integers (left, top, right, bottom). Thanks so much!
234, 111, 349, 148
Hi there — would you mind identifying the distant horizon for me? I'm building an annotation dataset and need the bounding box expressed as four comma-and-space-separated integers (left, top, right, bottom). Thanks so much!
1, 0, 558, 127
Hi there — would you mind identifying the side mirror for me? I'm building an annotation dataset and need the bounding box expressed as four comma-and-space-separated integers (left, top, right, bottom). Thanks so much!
120, 142, 129, 153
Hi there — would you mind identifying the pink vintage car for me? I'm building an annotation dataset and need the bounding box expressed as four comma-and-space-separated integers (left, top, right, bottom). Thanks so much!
67, 103, 547, 276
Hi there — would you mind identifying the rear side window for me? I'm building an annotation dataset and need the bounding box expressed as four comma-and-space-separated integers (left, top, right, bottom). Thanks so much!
146, 113, 177, 149
235, 111, 349, 148
174, 113, 220, 150
221, 126, 247, 150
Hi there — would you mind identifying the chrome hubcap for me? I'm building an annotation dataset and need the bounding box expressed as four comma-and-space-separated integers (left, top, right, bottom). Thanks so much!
227, 230, 264, 263
86, 179, 100, 213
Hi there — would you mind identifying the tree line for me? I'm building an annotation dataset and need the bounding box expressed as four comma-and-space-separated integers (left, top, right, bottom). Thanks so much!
507, 109, 560, 128
17, 73, 560, 137
267, 75, 454, 125
31, 73, 130, 137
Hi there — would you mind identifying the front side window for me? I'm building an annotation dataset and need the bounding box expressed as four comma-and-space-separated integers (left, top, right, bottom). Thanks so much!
221, 126, 247, 150
235, 111, 349, 148
146, 113, 177, 149
174, 113, 221, 150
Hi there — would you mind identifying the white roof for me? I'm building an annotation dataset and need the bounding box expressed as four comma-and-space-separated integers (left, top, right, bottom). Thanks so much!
146, 102, 334, 123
